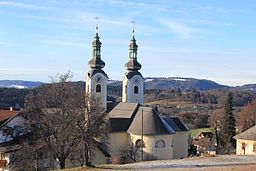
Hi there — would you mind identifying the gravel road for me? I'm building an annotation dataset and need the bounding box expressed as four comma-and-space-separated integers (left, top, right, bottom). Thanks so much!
112, 155, 256, 169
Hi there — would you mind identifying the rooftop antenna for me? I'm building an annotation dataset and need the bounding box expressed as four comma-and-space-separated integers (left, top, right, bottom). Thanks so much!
94, 16, 100, 33
130, 20, 136, 36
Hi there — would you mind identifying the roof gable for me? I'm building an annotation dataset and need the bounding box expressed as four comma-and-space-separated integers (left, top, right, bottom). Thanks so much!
108, 102, 139, 118
128, 107, 175, 135
234, 125, 256, 141
163, 117, 190, 132
0, 110, 20, 124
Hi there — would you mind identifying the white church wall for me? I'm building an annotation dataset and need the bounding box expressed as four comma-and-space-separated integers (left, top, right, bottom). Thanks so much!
108, 132, 129, 161
85, 73, 108, 111
172, 131, 188, 159
130, 134, 174, 160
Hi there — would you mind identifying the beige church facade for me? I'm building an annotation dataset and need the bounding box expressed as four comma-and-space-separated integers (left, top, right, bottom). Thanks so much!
85, 27, 190, 163
108, 103, 189, 162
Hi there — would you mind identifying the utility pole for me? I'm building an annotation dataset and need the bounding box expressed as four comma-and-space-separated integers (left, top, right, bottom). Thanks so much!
141, 108, 143, 161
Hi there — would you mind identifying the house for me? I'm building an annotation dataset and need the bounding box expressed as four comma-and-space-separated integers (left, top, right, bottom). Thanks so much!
234, 125, 256, 155
192, 132, 215, 155
0, 109, 28, 170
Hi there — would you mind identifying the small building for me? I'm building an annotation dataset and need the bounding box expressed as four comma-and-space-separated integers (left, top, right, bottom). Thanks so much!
234, 125, 256, 155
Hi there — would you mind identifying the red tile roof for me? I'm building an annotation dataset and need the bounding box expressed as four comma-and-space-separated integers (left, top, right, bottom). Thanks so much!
0, 110, 20, 122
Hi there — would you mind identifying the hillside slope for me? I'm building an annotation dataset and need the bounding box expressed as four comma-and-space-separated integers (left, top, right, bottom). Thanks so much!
0, 80, 44, 89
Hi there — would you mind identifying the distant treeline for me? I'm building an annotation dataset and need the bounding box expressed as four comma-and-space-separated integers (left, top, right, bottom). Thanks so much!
144, 88, 256, 107
1, 83, 256, 109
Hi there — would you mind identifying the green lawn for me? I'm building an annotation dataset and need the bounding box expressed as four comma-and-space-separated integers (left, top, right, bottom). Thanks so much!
189, 128, 213, 139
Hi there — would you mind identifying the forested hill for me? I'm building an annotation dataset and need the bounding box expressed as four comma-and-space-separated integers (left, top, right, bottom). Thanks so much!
1, 78, 256, 92
1, 78, 256, 110
0, 80, 44, 89
144, 77, 229, 91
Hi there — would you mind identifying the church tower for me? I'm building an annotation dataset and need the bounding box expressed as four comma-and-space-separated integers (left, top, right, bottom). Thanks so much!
122, 29, 144, 105
85, 26, 108, 111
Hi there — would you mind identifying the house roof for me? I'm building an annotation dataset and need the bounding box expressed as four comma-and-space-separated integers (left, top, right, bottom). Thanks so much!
0, 110, 20, 124
108, 102, 140, 118
234, 125, 256, 141
127, 107, 176, 135
163, 117, 190, 132
109, 118, 131, 132
108, 102, 189, 135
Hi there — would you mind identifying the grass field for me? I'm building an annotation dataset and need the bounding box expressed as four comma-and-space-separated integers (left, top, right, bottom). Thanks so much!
189, 128, 213, 138
145, 99, 220, 108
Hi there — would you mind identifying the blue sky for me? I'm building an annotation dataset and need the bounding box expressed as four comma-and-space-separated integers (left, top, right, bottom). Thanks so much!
0, 0, 256, 86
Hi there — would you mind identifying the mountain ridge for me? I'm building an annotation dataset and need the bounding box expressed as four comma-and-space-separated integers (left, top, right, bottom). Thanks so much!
0, 78, 255, 92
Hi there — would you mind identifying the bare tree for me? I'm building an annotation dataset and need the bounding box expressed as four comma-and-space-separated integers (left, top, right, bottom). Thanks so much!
120, 144, 140, 163
208, 109, 224, 153
18, 72, 109, 169
238, 99, 256, 132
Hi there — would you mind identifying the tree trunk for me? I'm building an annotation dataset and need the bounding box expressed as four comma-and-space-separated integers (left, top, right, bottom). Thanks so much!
59, 158, 65, 169
214, 124, 220, 154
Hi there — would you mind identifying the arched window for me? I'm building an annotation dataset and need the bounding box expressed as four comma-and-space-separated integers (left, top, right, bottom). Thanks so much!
96, 84, 101, 92
134, 86, 139, 94
135, 139, 145, 148
155, 139, 165, 148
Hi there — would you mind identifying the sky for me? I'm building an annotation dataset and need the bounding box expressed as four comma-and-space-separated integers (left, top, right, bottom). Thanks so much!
0, 0, 256, 86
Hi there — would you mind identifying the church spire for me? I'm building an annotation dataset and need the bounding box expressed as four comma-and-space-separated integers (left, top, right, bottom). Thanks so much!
88, 23, 105, 69
85, 20, 108, 112
125, 28, 142, 71
122, 23, 144, 105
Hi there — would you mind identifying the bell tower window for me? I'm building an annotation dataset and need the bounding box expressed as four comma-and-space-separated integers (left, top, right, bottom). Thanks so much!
134, 86, 139, 94
96, 84, 101, 92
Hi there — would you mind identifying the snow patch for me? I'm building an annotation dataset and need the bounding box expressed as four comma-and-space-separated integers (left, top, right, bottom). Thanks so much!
145, 79, 153, 82
173, 78, 187, 81
10, 85, 27, 89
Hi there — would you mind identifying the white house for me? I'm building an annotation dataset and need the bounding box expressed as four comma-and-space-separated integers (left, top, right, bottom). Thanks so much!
234, 125, 256, 155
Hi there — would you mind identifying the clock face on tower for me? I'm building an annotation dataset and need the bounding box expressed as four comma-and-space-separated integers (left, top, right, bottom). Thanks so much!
95, 75, 103, 83
133, 77, 140, 84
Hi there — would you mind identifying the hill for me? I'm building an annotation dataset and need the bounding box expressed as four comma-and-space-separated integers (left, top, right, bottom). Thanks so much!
0, 80, 44, 89
0, 78, 256, 92
144, 77, 230, 91
235, 84, 256, 92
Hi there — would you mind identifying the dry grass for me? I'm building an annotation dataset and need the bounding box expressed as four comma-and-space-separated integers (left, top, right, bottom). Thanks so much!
145, 99, 220, 108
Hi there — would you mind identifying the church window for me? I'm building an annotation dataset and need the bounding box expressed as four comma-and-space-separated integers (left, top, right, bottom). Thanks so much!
96, 84, 101, 92
135, 139, 145, 148
134, 86, 139, 94
155, 139, 165, 148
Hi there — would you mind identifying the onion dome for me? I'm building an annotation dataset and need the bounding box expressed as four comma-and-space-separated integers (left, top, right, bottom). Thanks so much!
88, 31, 105, 69
125, 29, 142, 71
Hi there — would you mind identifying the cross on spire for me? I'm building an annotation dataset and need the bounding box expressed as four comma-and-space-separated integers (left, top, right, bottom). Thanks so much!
94, 16, 100, 33
130, 20, 136, 36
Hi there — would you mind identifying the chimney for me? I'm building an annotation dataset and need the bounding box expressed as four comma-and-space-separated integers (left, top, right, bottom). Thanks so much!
9, 107, 13, 111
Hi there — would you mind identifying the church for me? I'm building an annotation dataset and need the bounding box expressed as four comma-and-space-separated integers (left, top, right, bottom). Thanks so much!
85, 26, 190, 163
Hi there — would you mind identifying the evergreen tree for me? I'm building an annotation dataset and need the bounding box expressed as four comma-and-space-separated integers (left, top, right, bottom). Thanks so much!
220, 92, 236, 154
